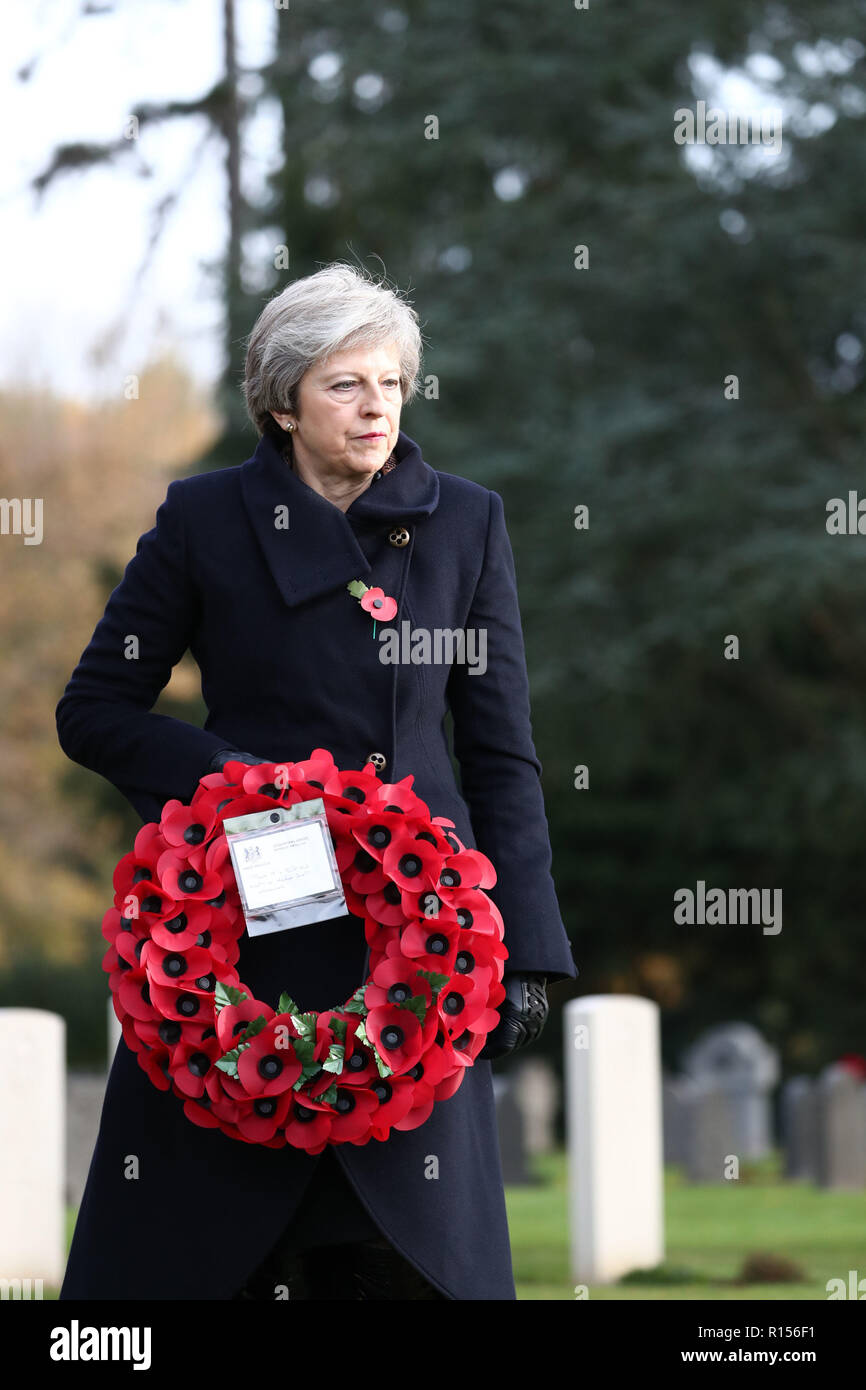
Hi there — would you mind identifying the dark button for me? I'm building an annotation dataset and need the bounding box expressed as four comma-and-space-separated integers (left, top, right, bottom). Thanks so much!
367, 751, 387, 772
388, 525, 410, 548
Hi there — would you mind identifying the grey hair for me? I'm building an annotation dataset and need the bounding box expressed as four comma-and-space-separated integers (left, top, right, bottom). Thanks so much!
241, 261, 424, 450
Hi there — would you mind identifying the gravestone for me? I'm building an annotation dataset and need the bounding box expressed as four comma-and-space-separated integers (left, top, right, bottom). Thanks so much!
681, 1081, 739, 1181
493, 1074, 532, 1184
513, 1058, 557, 1156
565, 995, 664, 1284
681, 1022, 779, 1159
780, 1075, 819, 1182
815, 1064, 866, 1189
0, 1008, 65, 1287
662, 1071, 694, 1166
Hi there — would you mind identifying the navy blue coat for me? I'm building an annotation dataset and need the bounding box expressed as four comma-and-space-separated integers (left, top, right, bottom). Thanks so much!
55, 427, 577, 1300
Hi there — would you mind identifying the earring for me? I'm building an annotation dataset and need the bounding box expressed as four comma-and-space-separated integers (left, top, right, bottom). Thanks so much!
284, 422, 295, 432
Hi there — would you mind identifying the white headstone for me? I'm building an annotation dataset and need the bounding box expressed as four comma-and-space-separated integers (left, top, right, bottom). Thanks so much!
565, 995, 664, 1284
0, 1008, 65, 1288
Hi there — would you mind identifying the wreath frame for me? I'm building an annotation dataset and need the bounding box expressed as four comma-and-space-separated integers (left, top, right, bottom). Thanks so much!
103, 748, 507, 1151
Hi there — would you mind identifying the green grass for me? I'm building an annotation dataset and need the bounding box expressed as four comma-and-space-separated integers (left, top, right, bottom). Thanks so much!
508, 1149, 866, 1300
43, 1150, 864, 1300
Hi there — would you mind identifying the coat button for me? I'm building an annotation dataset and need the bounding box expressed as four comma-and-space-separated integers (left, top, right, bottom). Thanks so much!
367, 751, 387, 772
388, 525, 410, 548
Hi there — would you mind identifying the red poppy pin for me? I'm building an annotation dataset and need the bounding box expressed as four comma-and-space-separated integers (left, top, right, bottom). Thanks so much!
346, 579, 398, 636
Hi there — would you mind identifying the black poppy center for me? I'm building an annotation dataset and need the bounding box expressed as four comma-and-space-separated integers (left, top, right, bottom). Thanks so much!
455, 951, 475, 973
187, 1052, 210, 1077
425, 932, 448, 954
440, 869, 460, 888
140, 894, 162, 914
387, 982, 411, 1004
398, 854, 422, 878
158, 1020, 181, 1045
177, 994, 199, 1016
381, 1025, 404, 1050
163, 953, 186, 977
347, 1052, 366, 1071
335, 1091, 355, 1114
132, 866, 152, 884
164, 912, 188, 934
258, 1055, 283, 1080
180, 871, 202, 894
443, 992, 464, 1014
183, 823, 206, 846
368, 825, 391, 848
372, 1081, 392, 1103
254, 1098, 276, 1117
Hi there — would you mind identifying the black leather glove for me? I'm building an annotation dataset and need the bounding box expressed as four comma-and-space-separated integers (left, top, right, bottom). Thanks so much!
207, 748, 268, 775
478, 971, 549, 1061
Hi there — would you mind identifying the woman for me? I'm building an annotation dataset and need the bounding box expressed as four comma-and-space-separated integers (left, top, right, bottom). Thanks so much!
56, 262, 577, 1301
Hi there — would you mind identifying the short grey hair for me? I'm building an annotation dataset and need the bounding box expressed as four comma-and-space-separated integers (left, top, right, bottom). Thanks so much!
241, 261, 424, 450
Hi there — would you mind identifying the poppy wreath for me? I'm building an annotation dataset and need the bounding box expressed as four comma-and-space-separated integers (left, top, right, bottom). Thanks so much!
102, 747, 508, 1151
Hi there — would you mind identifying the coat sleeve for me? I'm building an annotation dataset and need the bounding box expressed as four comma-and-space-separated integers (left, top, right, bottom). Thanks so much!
446, 489, 577, 983
55, 478, 234, 824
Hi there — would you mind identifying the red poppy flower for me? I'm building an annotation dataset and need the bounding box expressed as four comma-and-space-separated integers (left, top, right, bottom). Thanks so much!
364, 956, 433, 1014
236, 1018, 303, 1096
160, 800, 218, 852
365, 1003, 425, 1072
283, 1095, 333, 1152
215, 996, 275, 1050
156, 846, 225, 903
139, 1044, 173, 1090
235, 1089, 294, 1143
325, 1087, 380, 1142
382, 832, 441, 893
168, 1034, 223, 1098
359, 586, 397, 621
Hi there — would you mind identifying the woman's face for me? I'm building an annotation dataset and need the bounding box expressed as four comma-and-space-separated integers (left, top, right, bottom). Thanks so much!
275, 343, 403, 482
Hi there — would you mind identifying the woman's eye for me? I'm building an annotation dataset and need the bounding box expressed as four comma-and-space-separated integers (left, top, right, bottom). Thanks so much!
333, 378, 400, 390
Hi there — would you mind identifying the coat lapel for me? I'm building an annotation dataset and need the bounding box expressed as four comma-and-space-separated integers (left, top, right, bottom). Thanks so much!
239, 428, 440, 609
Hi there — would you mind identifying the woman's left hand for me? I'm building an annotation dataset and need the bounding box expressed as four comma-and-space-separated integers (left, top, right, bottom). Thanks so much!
478, 972, 549, 1061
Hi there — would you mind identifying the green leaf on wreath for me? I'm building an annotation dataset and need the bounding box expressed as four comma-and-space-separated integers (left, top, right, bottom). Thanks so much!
237, 1014, 267, 1043
322, 1043, 345, 1074
214, 982, 249, 1012
354, 1019, 369, 1047
343, 997, 366, 1014
215, 1050, 241, 1078
329, 1017, 348, 1045
416, 968, 450, 997
292, 1035, 317, 1071
290, 1011, 318, 1042
398, 994, 427, 1024
277, 992, 299, 1016
317, 1082, 339, 1106
293, 1062, 324, 1090
374, 1052, 393, 1079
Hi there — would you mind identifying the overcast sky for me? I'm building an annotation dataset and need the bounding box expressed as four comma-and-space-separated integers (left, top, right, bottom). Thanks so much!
0, 0, 276, 404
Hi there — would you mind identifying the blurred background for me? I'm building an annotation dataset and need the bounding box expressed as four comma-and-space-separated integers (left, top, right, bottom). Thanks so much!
2, 0, 866, 1299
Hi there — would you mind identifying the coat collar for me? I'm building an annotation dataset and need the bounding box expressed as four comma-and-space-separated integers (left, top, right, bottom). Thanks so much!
239, 427, 439, 609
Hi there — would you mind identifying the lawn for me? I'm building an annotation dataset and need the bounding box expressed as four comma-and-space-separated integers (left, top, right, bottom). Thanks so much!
508, 1149, 865, 1300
